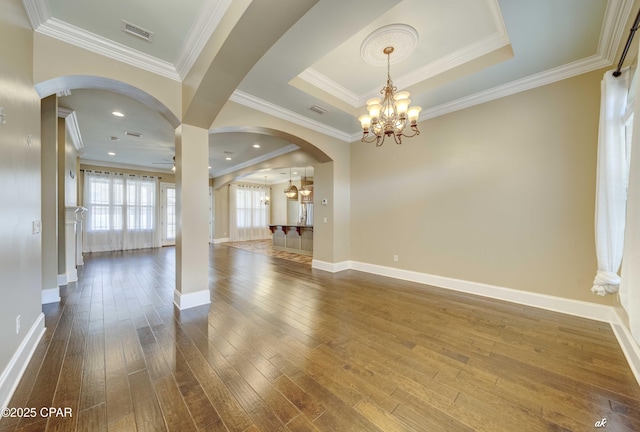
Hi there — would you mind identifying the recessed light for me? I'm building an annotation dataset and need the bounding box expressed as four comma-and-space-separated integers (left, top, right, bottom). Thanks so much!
208, 166, 212, 169
225, 157, 232, 161
108, 152, 116, 156
112, 111, 124, 117
108, 136, 120, 141
253, 144, 260, 148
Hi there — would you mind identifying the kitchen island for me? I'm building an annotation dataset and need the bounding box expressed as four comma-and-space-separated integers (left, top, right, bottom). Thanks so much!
268, 225, 313, 256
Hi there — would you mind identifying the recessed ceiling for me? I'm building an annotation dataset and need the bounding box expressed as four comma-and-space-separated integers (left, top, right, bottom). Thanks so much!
23, 0, 636, 179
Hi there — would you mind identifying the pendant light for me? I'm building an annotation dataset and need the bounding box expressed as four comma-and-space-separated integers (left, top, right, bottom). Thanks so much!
284, 168, 298, 199
299, 167, 312, 197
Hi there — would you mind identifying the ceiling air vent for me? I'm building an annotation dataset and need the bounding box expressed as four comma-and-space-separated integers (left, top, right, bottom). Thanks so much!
124, 131, 142, 138
121, 20, 154, 42
309, 105, 328, 115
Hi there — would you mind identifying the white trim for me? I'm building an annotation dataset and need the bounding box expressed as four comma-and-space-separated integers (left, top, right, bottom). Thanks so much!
210, 144, 299, 178
0, 313, 45, 412
311, 259, 351, 273
35, 18, 180, 81
80, 159, 173, 174
175, 0, 232, 79
611, 308, 640, 386
349, 261, 613, 322
41, 287, 60, 304
58, 108, 84, 151
422, 54, 612, 121
213, 237, 229, 244
57, 274, 67, 286
229, 90, 353, 143
20, 0, 50, 30
173, 289, 211, 310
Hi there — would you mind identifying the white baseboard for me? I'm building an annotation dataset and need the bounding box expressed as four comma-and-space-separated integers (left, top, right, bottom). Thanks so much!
349, 261, 612, 322
311, 259, 351, 273
41, 287, 60, 304
0, 313, 45, 412
213, 238, 229, 244
57, 274, 67, 286
611, 309, 640, 386
173, 289, 211, 310
67, 269, 77, 283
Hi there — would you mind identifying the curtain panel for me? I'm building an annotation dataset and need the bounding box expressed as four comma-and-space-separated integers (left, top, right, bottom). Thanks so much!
229, 184, 270, 242
83, 170, 160, 252
592, 69, 631, 295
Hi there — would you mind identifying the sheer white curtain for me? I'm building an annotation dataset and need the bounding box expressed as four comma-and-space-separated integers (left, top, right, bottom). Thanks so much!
229, 184, 270, 241
592, 69, 631, 295
83, 170, 160, 252
621, 64, 640, 344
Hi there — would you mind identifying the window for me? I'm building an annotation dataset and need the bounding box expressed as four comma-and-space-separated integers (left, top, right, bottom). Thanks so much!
83, 170, 159, 252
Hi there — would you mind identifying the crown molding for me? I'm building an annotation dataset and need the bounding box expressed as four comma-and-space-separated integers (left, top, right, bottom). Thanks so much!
57, 107, 84, 151
229, 90, 353, 142
21, 0, 50, 30
80, 159, 173, 174
298, 68, 361, 107
211, 144, 300, 178
422, 54, 612, 121
175, 0, 232, 80
35, 18, 180, 81
598, 0, 635, 63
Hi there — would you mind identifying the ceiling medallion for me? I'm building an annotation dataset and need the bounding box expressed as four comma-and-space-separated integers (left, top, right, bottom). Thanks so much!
360, 24, 419, 67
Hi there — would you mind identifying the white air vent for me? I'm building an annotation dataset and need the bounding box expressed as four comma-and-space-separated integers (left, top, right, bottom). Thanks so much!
309, 105, 328, 115
124, 131, 142, 138
121, 20, 154, 42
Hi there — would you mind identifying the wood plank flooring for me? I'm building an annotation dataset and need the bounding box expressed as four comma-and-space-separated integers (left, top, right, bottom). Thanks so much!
1, 245, 639, 431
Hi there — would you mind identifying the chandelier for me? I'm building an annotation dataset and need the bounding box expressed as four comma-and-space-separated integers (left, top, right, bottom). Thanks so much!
358, 46, 422, 146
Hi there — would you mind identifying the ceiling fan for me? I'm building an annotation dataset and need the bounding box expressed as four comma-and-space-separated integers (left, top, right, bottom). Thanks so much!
152, 155, 176, 172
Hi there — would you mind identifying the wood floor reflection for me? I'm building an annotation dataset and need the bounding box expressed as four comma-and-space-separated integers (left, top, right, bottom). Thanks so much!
1, 245, 640, 431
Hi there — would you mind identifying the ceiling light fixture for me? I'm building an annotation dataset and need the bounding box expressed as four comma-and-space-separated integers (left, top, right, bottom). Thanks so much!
284, 168, 298, 199
358, 46, 422, 146
225, 157, 232, 161
112, 111, 124, 117
108, 152, 116, 156
253, 144, 261, 148
300, 167, 312, 197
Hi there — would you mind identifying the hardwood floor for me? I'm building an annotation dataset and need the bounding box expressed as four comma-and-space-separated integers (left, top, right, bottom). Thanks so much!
1, 245, 640, 431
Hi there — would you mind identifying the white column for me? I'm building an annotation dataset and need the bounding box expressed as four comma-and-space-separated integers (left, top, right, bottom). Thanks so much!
41, 95, 60, 304
174, 124, 211, 309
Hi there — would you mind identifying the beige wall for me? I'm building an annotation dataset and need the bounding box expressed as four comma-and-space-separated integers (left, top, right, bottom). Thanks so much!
350, 69, 609, 305
214, 185, 230, 240
0, 0, 43, 383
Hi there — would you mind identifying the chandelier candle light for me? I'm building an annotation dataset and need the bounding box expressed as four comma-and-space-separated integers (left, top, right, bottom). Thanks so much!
359, 46, 422, 146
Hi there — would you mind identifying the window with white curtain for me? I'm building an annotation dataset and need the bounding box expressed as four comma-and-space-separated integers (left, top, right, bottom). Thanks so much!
83, 170, 160, 252
229, 184, 270, 241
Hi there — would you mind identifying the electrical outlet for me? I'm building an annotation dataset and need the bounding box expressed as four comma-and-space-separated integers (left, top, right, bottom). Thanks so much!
393, 255, 399, 262
16, 315, 21, 334
32, 220, 41, 234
